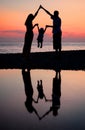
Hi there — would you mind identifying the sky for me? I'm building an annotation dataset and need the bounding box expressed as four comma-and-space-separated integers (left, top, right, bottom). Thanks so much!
0, 0, 85, 42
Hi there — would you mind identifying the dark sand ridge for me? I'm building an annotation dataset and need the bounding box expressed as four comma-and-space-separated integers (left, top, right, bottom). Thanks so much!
0, 50, 85, 70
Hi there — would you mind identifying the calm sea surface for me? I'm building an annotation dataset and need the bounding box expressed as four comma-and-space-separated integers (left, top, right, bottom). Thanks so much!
0, 69, 85, 130
0, 41, 85, 129
0, 41, 85, 53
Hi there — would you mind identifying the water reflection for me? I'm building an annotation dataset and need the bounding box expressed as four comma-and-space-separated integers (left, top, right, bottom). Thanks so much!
40, 70, 61, 120
22, 69, 40, 120
36, 80, 50, 102
22, 69, 61, 120
0, 69, 85, 129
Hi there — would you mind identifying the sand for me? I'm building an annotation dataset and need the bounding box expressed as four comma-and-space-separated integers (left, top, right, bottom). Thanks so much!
0, 50, 85, 70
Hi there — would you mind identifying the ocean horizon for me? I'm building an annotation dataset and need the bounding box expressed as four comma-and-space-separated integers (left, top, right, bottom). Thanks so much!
0, 41, 85, 54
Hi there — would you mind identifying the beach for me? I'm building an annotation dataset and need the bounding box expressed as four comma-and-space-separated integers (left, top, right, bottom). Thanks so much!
0, 50, 85, 70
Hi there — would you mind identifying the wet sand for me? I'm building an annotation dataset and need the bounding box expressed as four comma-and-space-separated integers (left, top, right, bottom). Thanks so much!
0, 50, 85, 70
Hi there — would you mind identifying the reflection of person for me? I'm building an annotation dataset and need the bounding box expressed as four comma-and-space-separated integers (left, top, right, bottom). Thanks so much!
36, 25, 47, 48
23, 6, 40, 59
40, 70, 61, 120
36, 80, 49, 102
52, 70, 61, 116
22, 69, 40, 120
40, 5, 62, 53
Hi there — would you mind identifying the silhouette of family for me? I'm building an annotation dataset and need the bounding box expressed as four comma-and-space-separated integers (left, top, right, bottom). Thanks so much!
23, 5, 62, 58
22, 69, 61, 120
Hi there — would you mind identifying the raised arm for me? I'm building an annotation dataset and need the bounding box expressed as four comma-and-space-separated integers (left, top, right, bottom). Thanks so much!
33, 6, 41, 19
46, 25, 53, 28
44, 25, 53, 33
33, 107, 41, 120
44, 26, 47, 32
33, 23, 38, 29
40, 108, 52, 120
40, 5, 52, 17
44, 94, 52, 102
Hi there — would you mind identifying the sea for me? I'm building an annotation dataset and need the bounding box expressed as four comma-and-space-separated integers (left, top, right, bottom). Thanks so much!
0, 41, 85, 53
0, 41, 85, 130
0, 69, 85, 130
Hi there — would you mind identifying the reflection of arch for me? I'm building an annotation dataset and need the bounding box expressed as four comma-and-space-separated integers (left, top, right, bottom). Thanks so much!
22, 69, 40, 119
40, 70, 61, 120
22, 69, 61, 120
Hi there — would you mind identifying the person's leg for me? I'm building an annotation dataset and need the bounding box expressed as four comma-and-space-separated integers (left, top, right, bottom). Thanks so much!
40, 41, 43, 48
27, 33, 33, 57
38, 41, 39, 47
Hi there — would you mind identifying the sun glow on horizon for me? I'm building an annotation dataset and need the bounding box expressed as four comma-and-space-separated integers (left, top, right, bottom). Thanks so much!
0, 0, 85, 42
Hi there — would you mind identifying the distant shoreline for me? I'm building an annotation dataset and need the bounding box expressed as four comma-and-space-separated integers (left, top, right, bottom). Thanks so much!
0, 50, 85, 70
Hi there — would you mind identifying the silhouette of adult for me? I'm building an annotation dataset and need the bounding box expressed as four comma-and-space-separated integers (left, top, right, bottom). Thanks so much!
40, 70, 61, 119
52, 70, 61, 116
40, 5, 62, 53
22, 69, 40, 120
23, 6, 40, 59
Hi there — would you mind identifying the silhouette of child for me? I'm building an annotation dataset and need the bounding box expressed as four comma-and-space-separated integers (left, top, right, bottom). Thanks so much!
36, 80, 48, 102
36, 25, 48, 48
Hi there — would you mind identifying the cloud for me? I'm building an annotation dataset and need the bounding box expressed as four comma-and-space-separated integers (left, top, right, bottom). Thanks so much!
0, 30, 85, 42
62, 31, 85, 42
0, 30, 25, 41
0, 30, 25, 35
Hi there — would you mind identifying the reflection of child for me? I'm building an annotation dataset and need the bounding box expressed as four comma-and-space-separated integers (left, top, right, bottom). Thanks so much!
37, 80, 47, 101
37, 25, 47, 48
36, 80, 51, 103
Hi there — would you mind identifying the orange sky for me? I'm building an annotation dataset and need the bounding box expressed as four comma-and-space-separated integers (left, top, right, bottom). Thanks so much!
0, 0, 85, 41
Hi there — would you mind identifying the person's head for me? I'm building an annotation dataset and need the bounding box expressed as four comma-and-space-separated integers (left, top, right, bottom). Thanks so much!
25, 100, 33, 113
54, 10, 59, 17
40, 28, 44, 33
53, 107, 59, 116
27, 14, 34, 21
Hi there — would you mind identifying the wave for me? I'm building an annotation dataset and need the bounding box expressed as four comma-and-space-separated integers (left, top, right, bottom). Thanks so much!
0, 41, 85, 53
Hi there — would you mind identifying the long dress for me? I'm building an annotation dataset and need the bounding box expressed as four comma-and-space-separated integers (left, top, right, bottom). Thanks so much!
23, 16, 34, 57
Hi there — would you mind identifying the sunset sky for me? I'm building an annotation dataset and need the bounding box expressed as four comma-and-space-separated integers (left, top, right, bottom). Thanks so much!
0, 0, 85, 41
